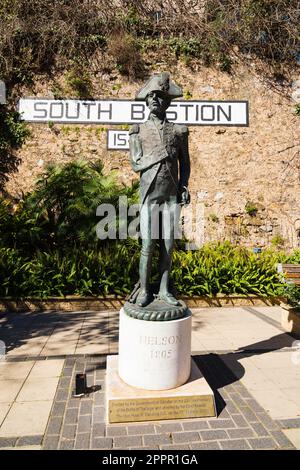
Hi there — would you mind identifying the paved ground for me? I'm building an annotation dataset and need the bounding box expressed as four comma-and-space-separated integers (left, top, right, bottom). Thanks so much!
0, 306, 300, 450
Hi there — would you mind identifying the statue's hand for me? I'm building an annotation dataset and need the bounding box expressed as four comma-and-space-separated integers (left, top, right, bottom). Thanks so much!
180, 186, 190, 206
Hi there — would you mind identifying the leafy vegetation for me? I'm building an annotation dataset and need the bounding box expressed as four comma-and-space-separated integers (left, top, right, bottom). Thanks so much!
0, 1, 298, 86
245, 202, 258, 217
0, 239, 298, 299
282, 283, 300, 307
294, 104, 300, 117
0, 160, 139, 252
1, 159, 300, 299
271, 234, 285, 247
0, 105, 30, 188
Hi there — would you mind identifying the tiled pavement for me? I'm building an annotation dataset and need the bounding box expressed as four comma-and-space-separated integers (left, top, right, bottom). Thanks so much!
40, 355, 297, 450
0, 306, 300, 450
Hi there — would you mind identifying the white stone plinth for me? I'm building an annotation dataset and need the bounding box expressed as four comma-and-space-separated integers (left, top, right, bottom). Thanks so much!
107, 355, 216, 423
118, 308, 191, 390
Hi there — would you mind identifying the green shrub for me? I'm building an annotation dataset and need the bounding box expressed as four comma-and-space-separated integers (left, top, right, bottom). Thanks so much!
271, 234, 285, 247
0, 1, 298, 85
282, 283, 300, 307
209, 213, 219, 223
0, 241, 287, 299
172, 242, 283, 297
65, 68, 93, 98
245, 202, 258, 216
107, 33, 145, 79
0, 105, 30, 187
21, 159, 139, 249
0, 243, 140, 298
293, 104, 300, 116
169, 38, 202, 61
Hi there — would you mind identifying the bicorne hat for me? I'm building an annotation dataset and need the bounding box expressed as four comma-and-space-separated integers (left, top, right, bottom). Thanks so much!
136, 72, 183, 101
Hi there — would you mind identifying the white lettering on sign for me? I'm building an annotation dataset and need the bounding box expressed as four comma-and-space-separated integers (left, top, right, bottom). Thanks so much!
18, 99, 249, 126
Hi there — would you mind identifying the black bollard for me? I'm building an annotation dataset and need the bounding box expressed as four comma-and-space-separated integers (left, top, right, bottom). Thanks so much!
74, 373, 87, 397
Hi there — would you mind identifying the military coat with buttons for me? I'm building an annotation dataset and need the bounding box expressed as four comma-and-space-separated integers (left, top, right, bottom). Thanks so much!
129, 117, 190, 204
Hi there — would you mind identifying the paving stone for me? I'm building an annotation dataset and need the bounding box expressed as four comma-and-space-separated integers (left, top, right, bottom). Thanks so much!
161, 444, 190, 450
91, 437, 113, 449
17, 435, 43, 446
43, 435, 59, 450
0, 437, 17, 447
37, 352, 299, 453
93, 406, 105, 423
235, 386, 253, 400
1, 401, 53, 436
94, 392, 105, 406
219, 439, 251, 450
95, 379, 104, 386
190, 441, 220, 450
56, 389, 69, 401
59, 440, 75, 450
67, 398, 80, 409
127, 424, 156, 435
231, 414, 249, 428
270, 430, 295, 449
65, 408, 79, 424
95, 370, 105, 380
143, 434, 172, 446
279, 418, 300, 429
172, 431, 200, 444
250, 422, 270, 437
240, 407, 258, 423
59, 377, 71, 388
80, 400, 93, 415
219, 389, 230, 400
62, 367, 73, 377
106, 426, 127, 436
65, 359, 76, 367
62, 424, 77, 440
247, 437, 277, 450
52, 402, 66, 417
75, 432, 90, 449
228, 428, 255, 439
114, 435, 142, 448
47, 417, 63, 435
155, 423, 182, 433
209, 419, 236, 429
218, 408, 230, 419
92, 423, 106, 438
225, 400, 239, 414
225, 384, 236, 393
182, 421, 209, 431
244, 399, 265, 412
78, 415, 91, 433
129, 446, 160, 450
229, 392, 247, 408
200, 430, 228, 441
256, 412, 280, 430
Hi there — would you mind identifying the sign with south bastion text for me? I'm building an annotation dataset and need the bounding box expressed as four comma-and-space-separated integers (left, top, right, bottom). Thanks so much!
18, 98, 249, 150
18, 98, 249, 125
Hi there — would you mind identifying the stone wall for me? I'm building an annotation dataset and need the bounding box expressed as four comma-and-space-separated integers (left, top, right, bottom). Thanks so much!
6, 63, 300, 249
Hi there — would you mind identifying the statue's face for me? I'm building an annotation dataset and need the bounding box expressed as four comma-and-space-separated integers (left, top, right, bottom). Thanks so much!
146, 91, 170, 115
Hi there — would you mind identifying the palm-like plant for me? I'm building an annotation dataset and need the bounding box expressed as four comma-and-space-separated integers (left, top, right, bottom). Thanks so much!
24, 159, 139, 248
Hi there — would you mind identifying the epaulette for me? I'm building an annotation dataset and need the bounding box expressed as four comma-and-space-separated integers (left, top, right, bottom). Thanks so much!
175, 124, 189, 136
129, 124, 140, 135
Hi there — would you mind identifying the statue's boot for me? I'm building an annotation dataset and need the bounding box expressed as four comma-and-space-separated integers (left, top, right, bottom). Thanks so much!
136, 290, 151, 307
159, 291, 180, 306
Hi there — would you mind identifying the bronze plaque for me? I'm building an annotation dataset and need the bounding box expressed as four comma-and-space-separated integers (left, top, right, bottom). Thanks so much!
109, 395, 215, 423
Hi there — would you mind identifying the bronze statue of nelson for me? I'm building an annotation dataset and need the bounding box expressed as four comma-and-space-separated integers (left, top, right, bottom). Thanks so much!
128, 72, 190, 310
